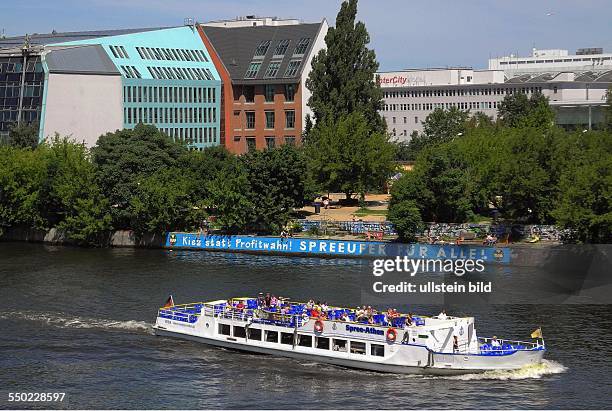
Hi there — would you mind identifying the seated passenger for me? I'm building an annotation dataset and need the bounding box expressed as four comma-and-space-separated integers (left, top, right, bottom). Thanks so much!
264, 293, 271, 308
491, 336, 501, 347
235, 300, 245, 311
321, 302, 329, 311
438, 309, 448, 320
340, 312, 349, 322
270, 295, 278, 307
306, 299, 314, 310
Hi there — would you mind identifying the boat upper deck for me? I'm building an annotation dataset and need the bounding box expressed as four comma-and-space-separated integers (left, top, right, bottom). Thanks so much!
157, 297, 463, 330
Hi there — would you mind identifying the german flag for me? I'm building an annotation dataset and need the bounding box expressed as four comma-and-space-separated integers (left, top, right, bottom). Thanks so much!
163, 295, 175, 308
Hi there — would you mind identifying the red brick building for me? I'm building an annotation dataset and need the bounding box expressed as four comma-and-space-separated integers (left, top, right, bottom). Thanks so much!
198, 17, 328, 154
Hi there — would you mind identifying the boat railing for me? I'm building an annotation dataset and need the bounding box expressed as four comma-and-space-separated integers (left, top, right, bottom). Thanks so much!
158, 302, 207, 324
201, 302, 308, 328
478, 336, 542, 354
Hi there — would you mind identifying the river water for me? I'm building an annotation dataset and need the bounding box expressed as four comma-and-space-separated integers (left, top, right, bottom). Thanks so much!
0, 242, 610, 409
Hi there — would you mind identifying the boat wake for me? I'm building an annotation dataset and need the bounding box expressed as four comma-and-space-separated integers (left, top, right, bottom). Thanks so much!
0, 310, 152, 334
438, 360, 567, 380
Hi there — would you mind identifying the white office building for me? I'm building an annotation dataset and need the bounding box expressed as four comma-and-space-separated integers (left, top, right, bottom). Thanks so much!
379, 48, 612, 141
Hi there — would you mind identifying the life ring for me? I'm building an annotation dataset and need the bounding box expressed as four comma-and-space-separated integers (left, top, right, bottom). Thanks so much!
386, 328, 397, 342
314, 320, 324, 333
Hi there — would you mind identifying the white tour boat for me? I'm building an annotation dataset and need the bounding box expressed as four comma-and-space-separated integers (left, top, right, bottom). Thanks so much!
153, 297, 545, 375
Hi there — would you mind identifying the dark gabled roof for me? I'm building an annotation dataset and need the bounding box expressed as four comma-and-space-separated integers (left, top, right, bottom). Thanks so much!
0, 27, 173, 49
46, 45, 119, 75
201, 22, 323, 84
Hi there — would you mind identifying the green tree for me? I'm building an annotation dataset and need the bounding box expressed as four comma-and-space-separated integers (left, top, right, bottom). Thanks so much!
128, 168, 201, 236
552, 131, 612, 243
205, 158, 254, 233
306, 112, 395, 199
0, 146, 47, 234
242, 145, 312, 233
91, 124, 187, 230
7, 122, 39, 149
387, 199, 423, 242
466, 111, 494, 129
43, 136, 112, 245
422, 107, 470, 144
497, 92, 554, 128
306, 0, 385, 133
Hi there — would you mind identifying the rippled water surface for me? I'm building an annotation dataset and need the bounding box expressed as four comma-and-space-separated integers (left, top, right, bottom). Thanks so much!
0, 243, 610, 409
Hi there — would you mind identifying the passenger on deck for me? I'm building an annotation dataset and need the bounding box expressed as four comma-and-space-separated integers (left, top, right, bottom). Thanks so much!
405, 314, 413, 327
270, 295, 278, 307
491, 336, 501, 347
264, 293, 271, 308
321, 302, 329, 311
453, 335, 459, 352
438, 309, 448, 320
306, 299, 315, 309
340, 312, 349, 322
356, 307, 367, 322
257, 293, 265, 308
235, 300, 245, 311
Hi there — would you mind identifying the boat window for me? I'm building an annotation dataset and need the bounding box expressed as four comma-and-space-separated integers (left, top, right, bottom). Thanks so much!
316, 337, 330, 350
219, 324, 230, 336
298, 334, 312, 347
332, 339, 347, 352
265, 330, 278, 343
280, 332, 293, 345
248, 328, 262, 340
233, 326, 246, 338
350, 341, 366, 355
371, 344, 385, 357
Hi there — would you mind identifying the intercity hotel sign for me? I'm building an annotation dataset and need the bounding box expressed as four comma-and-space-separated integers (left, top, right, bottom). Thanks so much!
376, 73, 426, 87
166, 233, 510, 263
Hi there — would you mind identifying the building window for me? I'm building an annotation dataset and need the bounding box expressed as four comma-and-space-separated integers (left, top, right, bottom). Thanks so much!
265, 111, 275, 129
246, 137, 256, 152
284, 136, 296, 146
284, 60, 301, 77
284, 84, 295, 102
285, 110, 295, 129
243, 86, 255, 103
254, 40, 271, 57
293, 37, 311, 55
392, 117, 396, 124
245, 111, 256, 129
264, 85, 275, 102
245, 62, 261, 79
265, 137, 275, 149
265, 61, 282, 78
414, 116, 418, 124
233, 136, 241, 142
274, 39, 290, 56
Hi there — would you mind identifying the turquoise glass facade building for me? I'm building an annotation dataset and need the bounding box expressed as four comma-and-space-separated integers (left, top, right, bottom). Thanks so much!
53, 26, 221, 149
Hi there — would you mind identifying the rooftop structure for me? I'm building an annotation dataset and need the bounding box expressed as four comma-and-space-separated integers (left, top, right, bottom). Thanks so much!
202, 16, 301, 28
489, 47, 612, 76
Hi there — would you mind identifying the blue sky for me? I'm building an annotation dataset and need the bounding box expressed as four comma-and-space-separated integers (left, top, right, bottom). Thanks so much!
1, 0, 611, 70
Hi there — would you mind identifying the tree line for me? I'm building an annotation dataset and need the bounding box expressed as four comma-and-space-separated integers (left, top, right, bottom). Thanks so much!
388, 91, 612, 244
0, 125, 315, 245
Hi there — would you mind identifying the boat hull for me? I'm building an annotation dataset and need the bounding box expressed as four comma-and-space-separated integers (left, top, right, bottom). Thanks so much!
154, 327, 543, 376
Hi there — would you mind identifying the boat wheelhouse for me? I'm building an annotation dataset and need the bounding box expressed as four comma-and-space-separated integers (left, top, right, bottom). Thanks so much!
153, 297, 545, 375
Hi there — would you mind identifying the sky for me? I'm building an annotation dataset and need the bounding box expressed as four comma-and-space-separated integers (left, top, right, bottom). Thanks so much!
1, 0, 611, 70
